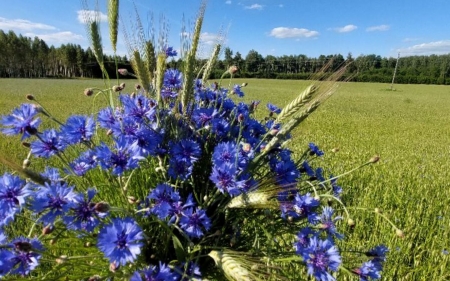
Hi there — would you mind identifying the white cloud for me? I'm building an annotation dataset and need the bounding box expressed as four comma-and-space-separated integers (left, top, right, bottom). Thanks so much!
200, 32, 224, 45
397, 40, 450, 56
333, 24, 357, 33
77, 10, 108, 24
366, 25, 390, 32
0, 17, 56, 31
225, 0, 232, 4
24, 31, 84, 45
245, 4, 263, 10
403, 37, 420, 42
269, 27, 319, 39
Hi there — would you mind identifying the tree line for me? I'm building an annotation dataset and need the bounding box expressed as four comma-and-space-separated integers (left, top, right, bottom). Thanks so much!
1, 30, 450, 85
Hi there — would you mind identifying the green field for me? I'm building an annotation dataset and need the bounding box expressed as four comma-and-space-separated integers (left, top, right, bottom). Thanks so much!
1, 78, 450, 280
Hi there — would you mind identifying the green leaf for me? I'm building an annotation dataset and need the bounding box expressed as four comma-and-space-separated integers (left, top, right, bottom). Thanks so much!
172, 235, 186, 262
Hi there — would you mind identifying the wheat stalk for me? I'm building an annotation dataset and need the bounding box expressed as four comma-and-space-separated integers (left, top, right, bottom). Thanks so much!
208, 251, 254, 281
108, 0, 119, 53
202, 44, 221, 83
275, 85, 316, 123
227, 191, 275, 209
130, 50, 150, 94
155, 53, 166, 103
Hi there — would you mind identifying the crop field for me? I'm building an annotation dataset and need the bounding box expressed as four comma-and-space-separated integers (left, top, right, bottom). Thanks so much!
1, 78, 450, 280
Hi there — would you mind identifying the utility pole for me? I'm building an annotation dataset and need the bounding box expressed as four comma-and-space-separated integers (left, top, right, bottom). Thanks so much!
390, 52, 400, 90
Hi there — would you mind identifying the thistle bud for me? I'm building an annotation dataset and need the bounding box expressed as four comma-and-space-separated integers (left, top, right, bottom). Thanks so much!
369, 155, 380, 164
118, 68, 129, 76
84, 88, 94, 96
26, 94, 35, 101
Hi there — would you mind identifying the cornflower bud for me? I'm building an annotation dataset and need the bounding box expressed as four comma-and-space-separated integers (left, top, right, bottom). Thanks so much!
120, 82, 126, 89
374, 208, 382, 214
85, 242, 91, 247
228, 65, 238, 74
106, 129, 113, 136
56, 255, 68, 264
135, 84, 141, 90
331, 147, 340, 153
396, 229, 405, 238
118, 68, 129, 76
347, 218, 355, 227
94, 202, 110, 213
22, 159, 31, 169
130, 92, 136, 98
21, 142, 31, 148
369, 155, 380, 164
109, 261, 119, 272
88, 276, 101, 281
26, 94, 35, 101
112, 85, 122, 92
127, 196, 137, 204
42, 224, 54, 235
241, 82, 248, 87
238, 113, 244, 123
84, 88, 94, 96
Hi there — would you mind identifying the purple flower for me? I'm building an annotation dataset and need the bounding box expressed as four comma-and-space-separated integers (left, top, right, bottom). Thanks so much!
165, 46, 178, 57
170, 139, 201, 165
30, 129, 66, 158
353, 260, 382, 281
294, 227, 319, 257
1, 103, 41, 140
302, 237, 341, 281
180, 208, 211, 239
164, 69, 183, 89
281, 193, 319, 223
266, 103, 281, 114
309, 142, 324, 157
317, 206, 344, 240
212, 142, 238, 168
0, 173, 31, 227
232, 84, 244, 97
131, 262, 178, 281
0, 237, 44, 276
148, 184, 180, 220
120, 94, 156, 122
94, 137, 142, 175
97, 217, 143, 266
30, 181, 77, 226
60, 115, 95, 144
209, 163, 246, 196
63, 189, 108, 232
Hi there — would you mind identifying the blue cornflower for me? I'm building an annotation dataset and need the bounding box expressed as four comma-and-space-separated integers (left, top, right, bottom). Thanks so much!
1, 103, 41, 140
211, 118, 230, 138
266, 103, 281, 114
168, 193, 196, 225
0, 236, 44, 276
97, 217, 143, 266
302, 237, 341, 281
94, 137, 142, 175
353, 260, 382, 281
30, 129, 66, 158
294, 227, 319, 257
309, 142, 324, 157
60, 115, 95, 145
212, 142, 238, 168
301, 161, 315, 177
366, 245, 389, 265
0, 173, 31, 227
120, 94, 156, 122
148, 184, 180, 220
281, 193, 319, 223
232, 84, 244, 97
170, 139, 201, 164
330, 177, 342, 198
131, 262, 178, 281
63, 189, 108, 232
97, 107, 117, 130
30, 181, 77, 226
168, 158, 194, 181
270, 158, 299, 186
69, 149, 97, 176
191, 108, 217, 128
180, 208, 211, 239
41, 167, 63, 183
317, 206, 344, 240
179, 261, 202, 281
165, 46, 178, 57
209, 163, 246, 196
164, 69, 183, 89
129, 126, 162, 157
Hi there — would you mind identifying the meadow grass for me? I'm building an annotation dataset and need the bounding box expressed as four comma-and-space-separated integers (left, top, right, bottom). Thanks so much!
1, 78, 450, 280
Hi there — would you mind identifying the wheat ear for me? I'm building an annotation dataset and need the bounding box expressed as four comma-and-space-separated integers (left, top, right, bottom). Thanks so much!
131, 50, 150, 94
275, 85, 316, 123
208, 251, 253, 281
108, 0, 119, 53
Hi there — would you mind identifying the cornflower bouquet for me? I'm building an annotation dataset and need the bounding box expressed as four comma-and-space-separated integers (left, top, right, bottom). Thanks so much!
0, 1, 399, 280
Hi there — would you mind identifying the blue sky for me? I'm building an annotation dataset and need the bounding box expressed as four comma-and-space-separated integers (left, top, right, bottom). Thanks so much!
1, 0, 450, 59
